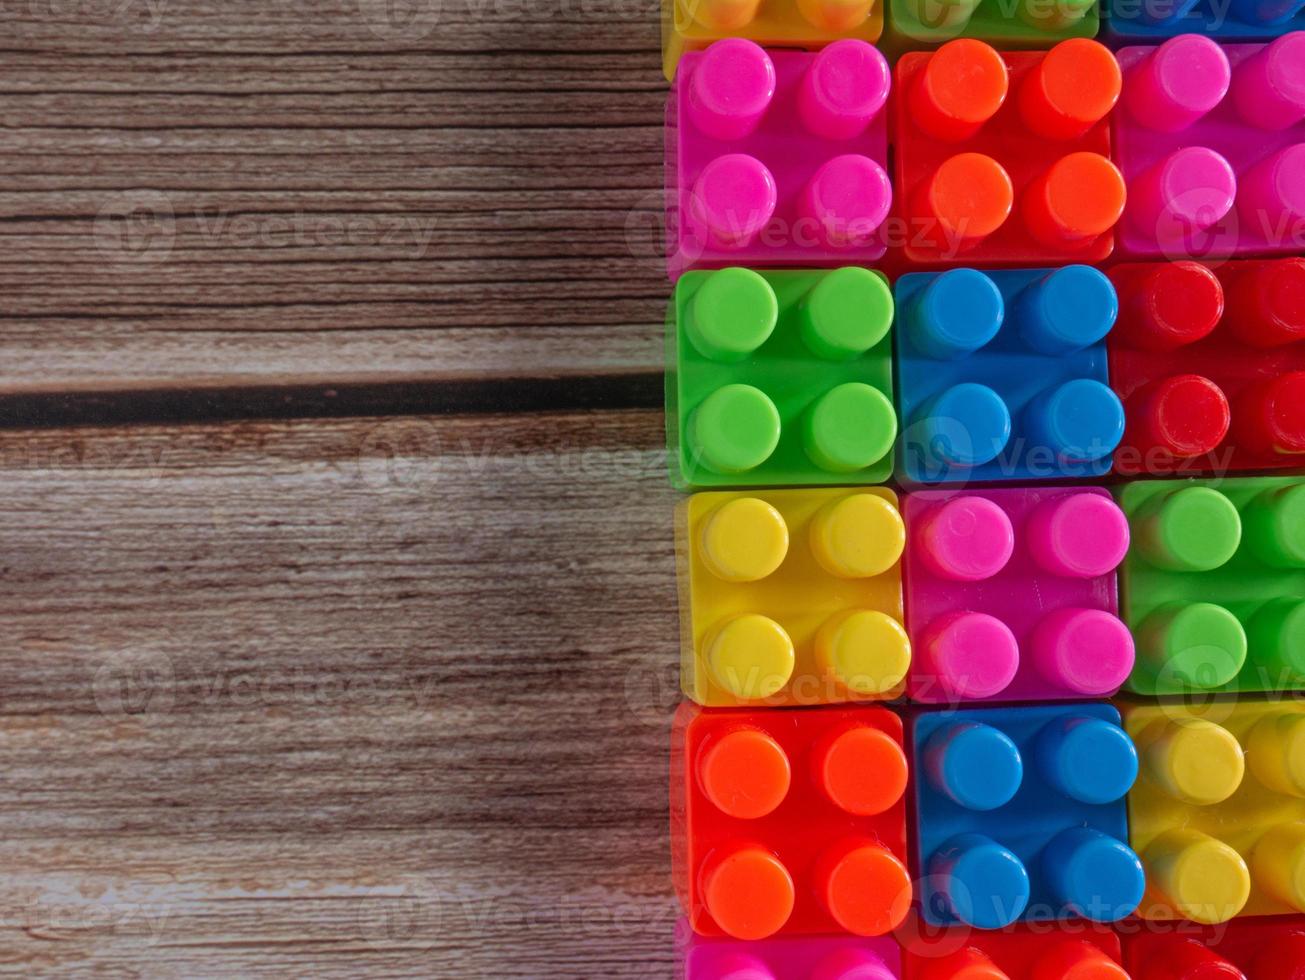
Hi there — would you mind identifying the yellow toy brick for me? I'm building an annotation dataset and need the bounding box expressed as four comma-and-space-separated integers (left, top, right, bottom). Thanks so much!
677, 486, 908, 707
1120, 697, 1305, 925
662, 0, 884, 80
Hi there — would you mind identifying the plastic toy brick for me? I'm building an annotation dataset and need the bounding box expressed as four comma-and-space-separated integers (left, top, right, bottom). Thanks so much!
661, 0, 884, 82
1123, 916, 1305, 979
1120, 698, 1305, 924
667, 40, 891, 277
892, 39, 1124, 268
903, 488, 1133, 704
901, 922, 1126, 980
1113, 34, 1305, 259
886, 0, 1097, 50
895, 266, 1124, 484
1108, 259, 1305, 476
677, 487, 907, 707
670, 267, 896, 489
910, 704, 1144, 930
1105, 0, 1305, 43
677, 921, 902, 979
671, 702, 911, 940
1115, 476, 1305, 696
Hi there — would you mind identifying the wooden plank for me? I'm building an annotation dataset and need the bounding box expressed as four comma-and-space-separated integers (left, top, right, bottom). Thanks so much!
0, 408, 681, 976
0, 3, 669, 397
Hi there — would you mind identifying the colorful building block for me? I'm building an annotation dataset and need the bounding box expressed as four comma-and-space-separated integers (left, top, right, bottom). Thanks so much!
1120, 698, 1305, 924
1122, 916, 1305, 979
1108, 259, 1305, 476
887, 0, 1097, 50
1115, 476, 1305, 696
1105, 0, 1305, 43
677, 921, 902, 979
671, 702, 912, 940
670, 267, 896, 489
910, 704, 1144, 929
1113, 34, 1305, 259
892, 39, 1124, 267
667, 40, 891, 277
901, 921, 1126, 980
895, 266, 1124, 484
677, 487, 907, 707
903, 488, 1133, 704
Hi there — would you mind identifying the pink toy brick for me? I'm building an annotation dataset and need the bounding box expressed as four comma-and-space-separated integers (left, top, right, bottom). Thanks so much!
677, 921, 902, 979
667, 39, 890, 277
904, 487, 1133, 704
1114, 33, 1305, 259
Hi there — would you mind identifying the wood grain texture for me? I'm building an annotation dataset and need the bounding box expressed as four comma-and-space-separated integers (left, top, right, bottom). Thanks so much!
0, 408, 681, 976
0, 0, 669, 396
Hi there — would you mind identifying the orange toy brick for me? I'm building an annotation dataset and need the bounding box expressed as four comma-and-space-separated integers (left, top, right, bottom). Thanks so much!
671, 702, 911, 941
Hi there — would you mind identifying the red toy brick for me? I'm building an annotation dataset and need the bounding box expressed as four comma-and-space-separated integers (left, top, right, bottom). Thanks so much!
901, 920, 1126, 979
1123, 916, 1305, 979
893, 39, 1124, 268
671, 702, 911, 941
1108, 258, 1305, 476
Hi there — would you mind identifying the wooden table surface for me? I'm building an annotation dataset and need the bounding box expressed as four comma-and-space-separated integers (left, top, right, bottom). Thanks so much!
2, 4, 676, 975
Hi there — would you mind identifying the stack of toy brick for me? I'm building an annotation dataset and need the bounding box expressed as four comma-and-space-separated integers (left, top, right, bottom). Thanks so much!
659, 2, 1305, 977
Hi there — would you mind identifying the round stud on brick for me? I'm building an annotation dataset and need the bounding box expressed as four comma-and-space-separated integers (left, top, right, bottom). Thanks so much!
1231, 32, 1305, 131
698, 727, 791, 819
1036, 715, 1139, 804
700, 497, 789, 583
815, 610, 912, 697
1126, 147, 1237, 245
802, 382, 897, 473
797, 0, 877, 29
908, 268, 1005, 361
800, 267, 893, 360
1015, 265, 1118, 356
1027, 493, 1130, 579
687, 0, 763, 29
1144, 828, 1251, 925
704, 614, 795, 701
1142, 717, 1245, 804
1124, 34, 1231, 133
1118, 261, 1225, 352
1248, 599, 1305, 688
809, 949, 897, 980
1238, 144, 1305, 234
928, 833, 1030, 929
925, 721, 1023, 810
913, 949, 1007, 980
700, 845, 795, 940
687, 267, 778, 362
799, 154, 892, 249
1042, 827, 1146, 922
1137, 602, 1248, 691
1135, 485, 1242, 571
814, 838, 912, 937
1233, 372, 1305, 457
1226, 258, 1305, 349
1031, 941, 1129, 980
1252, 818, 1305, 913
813, 724, 908, 816
688, 384, 781, 475
799, 41, 890, 141
1031, 609, 1135, 696
1253, 935, 1305, 980
810, 492, 905, 579
1248, 711, 1305, 797
690, 154, 778, 248
687, 39, 777, 141
1129, 375, 1232, 462
1136, 942, 1246, 980
911, 40, 1010, 141
914, 154, 1014, 252
915, 496, 1014, 582
1245, 484, 1305, 568
1022, 152, 1126, 247
1024, 379, 1126, 466
913, 384, 1012, 469
1019, 40, 1121, 140
920, 612, 1020, 700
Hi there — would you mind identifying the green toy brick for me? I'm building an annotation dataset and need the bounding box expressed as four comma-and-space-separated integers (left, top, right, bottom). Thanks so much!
1117, 476, 1305, 697
668, 267, 897, 489
884, 0, 1098, 51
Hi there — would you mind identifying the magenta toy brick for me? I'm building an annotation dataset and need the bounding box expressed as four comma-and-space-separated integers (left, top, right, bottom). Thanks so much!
904, 488, 1134, 704
677, 921, 901, 979
666, 38, 890, 278
1114, 33, 1305, 259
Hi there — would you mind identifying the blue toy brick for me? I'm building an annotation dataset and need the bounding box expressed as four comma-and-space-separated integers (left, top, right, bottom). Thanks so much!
910, 703, 1145, 930
895, 267, 1125, 486
1104, 0, 1305, 42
